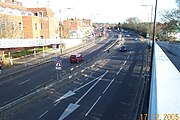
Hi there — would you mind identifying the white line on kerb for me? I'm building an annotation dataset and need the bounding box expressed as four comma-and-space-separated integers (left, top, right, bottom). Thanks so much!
38, 111, 48, 118
85, 96, 101, 116
102, 78, 114, 94
18, 79, 31, 85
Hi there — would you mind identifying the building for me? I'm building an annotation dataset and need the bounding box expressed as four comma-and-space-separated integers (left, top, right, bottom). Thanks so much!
0, 0, 60, 61
25, 8, 59, 39
62, 18, 93, 38
0, 0, 59, 39
0, 0, 27, 39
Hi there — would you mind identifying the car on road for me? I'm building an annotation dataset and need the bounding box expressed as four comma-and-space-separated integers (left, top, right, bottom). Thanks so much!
70, 54, 84, 63
119, 45, 127, 52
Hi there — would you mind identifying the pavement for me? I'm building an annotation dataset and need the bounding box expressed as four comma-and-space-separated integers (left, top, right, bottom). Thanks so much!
0, 38, 100, 79
158, 44, 180, 71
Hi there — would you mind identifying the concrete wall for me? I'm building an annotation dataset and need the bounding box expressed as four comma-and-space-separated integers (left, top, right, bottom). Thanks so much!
148, 43, 180, 118
61, 39, 83, 49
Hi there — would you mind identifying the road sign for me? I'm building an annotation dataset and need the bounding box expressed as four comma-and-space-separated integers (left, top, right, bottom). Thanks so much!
55, 59, 62, 70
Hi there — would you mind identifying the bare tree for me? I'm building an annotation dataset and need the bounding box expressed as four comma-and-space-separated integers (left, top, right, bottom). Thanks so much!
161, 0, 180, 31
0, 14, 23, 39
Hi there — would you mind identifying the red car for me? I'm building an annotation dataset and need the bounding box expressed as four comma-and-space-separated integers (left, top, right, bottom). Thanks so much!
70, 54, 84, 63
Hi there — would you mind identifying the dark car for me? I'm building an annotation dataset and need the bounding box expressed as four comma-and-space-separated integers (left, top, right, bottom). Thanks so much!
119, 45, 127, 52
70, 54, 84, 63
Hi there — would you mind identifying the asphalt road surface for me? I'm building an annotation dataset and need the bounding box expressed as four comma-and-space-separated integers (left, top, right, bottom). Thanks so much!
0, 31, 146, 120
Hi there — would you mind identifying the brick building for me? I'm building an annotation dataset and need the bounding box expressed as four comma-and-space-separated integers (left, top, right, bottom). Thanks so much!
0, 0, 59, 39
62, 18, 93, 38
0, 0, 60, 61
0, 0, 26, 39
26, 8, 59, 39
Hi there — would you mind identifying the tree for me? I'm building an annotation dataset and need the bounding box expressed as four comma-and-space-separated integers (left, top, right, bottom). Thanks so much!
161, 0, 180, 31
0, 14, 23, 39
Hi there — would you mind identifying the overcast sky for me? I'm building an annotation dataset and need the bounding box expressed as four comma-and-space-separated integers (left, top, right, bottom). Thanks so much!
19, 0, 177, 23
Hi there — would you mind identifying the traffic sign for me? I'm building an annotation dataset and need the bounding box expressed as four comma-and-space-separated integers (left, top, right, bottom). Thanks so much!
55, 59, 62, 70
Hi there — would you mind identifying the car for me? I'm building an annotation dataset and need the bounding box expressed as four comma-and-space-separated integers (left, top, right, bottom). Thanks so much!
70, 54, 84, 63
119, 45, 127, 52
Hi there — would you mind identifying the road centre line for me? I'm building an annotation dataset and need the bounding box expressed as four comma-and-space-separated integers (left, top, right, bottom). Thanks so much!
18, 79, 31, 85
123, 60, 127, 66
38, 110, 48, 118
102, 78, 114, 94
85, 96, 101, 116
116, 67, 123, 75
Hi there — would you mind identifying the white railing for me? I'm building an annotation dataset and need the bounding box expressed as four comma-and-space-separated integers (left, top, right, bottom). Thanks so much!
0, 38, 82, 48
148, 42, 180, 119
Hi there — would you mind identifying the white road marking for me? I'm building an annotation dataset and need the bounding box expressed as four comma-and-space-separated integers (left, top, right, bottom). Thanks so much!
116, 67, 123, 75
54, 72, 107, 105
123, 60, 127, 66
54, 90, 76, 103
127, 55, 130, 59
58, 71, 108, 120
85, 96, 101, 116
69, 76, 72, 79
18, 79, 31, 85
38, 111, 48, 118
75, 71, 108, 104
102, 78, 114, 94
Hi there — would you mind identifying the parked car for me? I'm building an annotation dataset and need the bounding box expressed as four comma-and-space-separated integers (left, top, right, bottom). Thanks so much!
119, 45, 127, 52
70, 54, 84, 63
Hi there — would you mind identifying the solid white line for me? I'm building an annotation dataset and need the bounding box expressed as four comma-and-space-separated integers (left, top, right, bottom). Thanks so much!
38, 111, 48, 118
123, 60, 127, 66
18, 79, 30, 85
75, 71, 108, 104
116, 67, 123, 75
54, 101, 59, 107
85, 96, 101, 116
102, 78, 114, 94
73, 76, 101, 92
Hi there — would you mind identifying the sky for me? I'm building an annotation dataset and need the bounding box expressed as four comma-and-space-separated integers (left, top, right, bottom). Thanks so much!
18, 0, 177, 23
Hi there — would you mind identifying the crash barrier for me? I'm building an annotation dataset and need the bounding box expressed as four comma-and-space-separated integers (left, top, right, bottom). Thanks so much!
148, 42, 180, 119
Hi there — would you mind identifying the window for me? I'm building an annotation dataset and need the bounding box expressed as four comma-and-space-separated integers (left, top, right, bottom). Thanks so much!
19, 22, 22, 30
1, 21, 5, 30
35, 23, 38, 30
11, 21, 15, 31
40, 23, 43, 30
69, 22, 72, 26
34, 12, 38, 16
38, 12, 43, 17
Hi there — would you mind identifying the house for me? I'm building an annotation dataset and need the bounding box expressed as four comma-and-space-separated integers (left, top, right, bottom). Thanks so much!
62, 18, 93, 38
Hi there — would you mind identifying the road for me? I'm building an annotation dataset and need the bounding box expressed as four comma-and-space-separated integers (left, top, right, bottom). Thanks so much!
0, 31, 146, 120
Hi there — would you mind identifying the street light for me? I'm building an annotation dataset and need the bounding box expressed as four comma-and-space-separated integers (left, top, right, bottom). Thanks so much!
141, 5, 153, 40
141, 4, 154, 76
59, 7, 73, 54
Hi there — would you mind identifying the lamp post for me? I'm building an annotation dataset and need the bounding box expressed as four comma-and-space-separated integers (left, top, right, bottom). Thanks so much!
141, 4, 154, 76
59, 7, 73, 54
148, 0, 158, 115
141, 5, 153, 40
